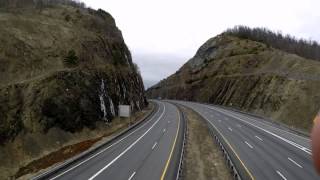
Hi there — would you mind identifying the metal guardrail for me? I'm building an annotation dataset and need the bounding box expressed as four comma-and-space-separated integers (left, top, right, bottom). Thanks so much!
175, 106, 188, 180
174, 102, 254, 180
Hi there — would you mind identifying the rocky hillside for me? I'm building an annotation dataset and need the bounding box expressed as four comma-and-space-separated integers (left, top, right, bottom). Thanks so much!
0, 2, 146, 178
147, 34, 320, 132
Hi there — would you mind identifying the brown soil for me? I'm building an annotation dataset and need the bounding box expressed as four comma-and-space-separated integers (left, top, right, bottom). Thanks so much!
181, 106, 232, 180
15, 104, 153, 179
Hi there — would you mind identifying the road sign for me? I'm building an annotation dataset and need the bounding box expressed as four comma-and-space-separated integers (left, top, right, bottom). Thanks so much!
119, 105, 131, 117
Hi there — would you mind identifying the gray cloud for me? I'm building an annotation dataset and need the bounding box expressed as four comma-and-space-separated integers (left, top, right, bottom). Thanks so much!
132, 52, 189, 89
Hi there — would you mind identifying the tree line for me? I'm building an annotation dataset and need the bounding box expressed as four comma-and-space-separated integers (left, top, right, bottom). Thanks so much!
224, 25, 320, 61
0, 0, 86, 9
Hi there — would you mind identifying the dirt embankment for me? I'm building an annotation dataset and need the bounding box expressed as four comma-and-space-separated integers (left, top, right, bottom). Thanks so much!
180, 106, 232, 180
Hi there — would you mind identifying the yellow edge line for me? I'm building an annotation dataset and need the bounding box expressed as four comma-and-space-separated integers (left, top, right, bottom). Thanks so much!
160, 108, 181, 180
208, 119, 255, 180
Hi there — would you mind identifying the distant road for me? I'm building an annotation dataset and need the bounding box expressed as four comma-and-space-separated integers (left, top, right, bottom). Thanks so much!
171, 100, 319, 180
33, 101, 185, 180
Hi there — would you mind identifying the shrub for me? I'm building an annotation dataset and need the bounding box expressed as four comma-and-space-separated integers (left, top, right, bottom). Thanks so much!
64, 50, 79, 67
65, 14, 71, 21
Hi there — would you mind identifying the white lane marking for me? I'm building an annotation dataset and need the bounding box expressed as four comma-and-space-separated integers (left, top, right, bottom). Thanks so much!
209, 107, 312, 155
228, 109, 310, 142
88, 103, 166, 180
128, 172, 136, 180
276, 170, 287, 180
245, 141, 254, 149
218, 120, 222, 123
228, 127, 233, 132
255, 136, 263, 141
163, 128, 166, 132
215, 106, 311, 142
47, 102, 164, 180
288, 157, 303, 168
152, 142, 158, 150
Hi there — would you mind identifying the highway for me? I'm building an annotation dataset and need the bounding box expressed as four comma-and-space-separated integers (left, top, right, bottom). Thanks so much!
33, 101, 185, 180
171, 100, 319, 180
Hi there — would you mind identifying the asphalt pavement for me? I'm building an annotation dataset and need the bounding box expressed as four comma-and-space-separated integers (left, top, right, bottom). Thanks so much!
34, 100, 185, 180
171, 100, 319, 180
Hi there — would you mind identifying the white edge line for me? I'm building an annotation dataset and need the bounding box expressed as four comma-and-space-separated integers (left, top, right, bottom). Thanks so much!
288, 157, 303, 168
276, 170, 287, 180
49, 102, 164, 180
88, 103, 166, 180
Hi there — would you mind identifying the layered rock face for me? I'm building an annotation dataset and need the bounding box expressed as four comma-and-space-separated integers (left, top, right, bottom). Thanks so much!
0, 4, 146, 177
147, 35, 320, 132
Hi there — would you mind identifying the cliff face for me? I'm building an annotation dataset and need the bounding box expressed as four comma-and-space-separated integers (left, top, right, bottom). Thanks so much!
0, 4, 146, 177
147, 35, 320, 132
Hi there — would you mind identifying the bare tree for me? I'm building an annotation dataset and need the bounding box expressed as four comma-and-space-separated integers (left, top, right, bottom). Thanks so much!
0, 0, 86, 9
224, 26, 320, 61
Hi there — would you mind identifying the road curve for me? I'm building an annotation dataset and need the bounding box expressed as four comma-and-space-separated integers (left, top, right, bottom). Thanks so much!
33, 100, 185, 180
171, 100, 319, 180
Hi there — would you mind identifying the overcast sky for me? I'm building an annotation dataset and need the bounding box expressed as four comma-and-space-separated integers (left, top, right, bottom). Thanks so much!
83, 0, 320, 88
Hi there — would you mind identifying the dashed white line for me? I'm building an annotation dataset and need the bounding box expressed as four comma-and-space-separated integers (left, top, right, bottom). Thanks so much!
209, 106, 312, 155
288, 157, 303, 168
88, 104, 166, 180
228, 127, 233, 132
255, 136, 263, 141
128, 171, 136, 180
163, 128, 166, 132
46, 102, 164, 180
276, 170, 287, 180
245, 141, 254, 149
152, 142, 158, 150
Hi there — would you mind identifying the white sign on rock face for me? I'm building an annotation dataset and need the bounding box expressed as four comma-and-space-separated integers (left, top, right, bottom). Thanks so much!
119, 105, 131, 117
